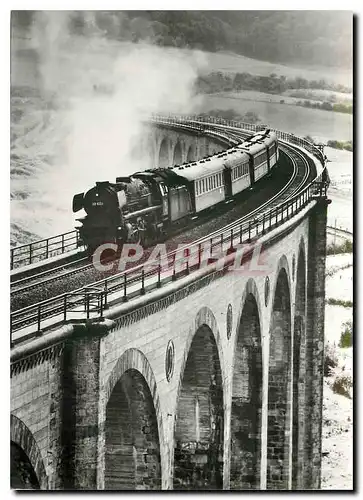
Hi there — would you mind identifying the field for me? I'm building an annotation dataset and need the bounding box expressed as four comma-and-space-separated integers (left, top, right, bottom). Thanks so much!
195, 50, 353, 88
200, 94, 352, 144
322, 253, 353, 490
11, 29, 354, 490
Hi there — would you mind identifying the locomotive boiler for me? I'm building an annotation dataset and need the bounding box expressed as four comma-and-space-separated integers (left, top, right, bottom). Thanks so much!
72, 129, 279, 253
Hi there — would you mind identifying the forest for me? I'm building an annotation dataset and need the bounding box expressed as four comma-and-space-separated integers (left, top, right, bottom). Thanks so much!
12, 11, 352, 69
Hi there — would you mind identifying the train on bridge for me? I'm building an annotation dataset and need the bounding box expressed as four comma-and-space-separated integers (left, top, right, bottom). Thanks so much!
72, 129, 279, 253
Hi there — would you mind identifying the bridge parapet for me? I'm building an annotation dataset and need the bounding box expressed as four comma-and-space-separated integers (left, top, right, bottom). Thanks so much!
11, 180, 328, 345
10, 117, 330, 344
149, 113, 327, 167
11, 114, 332, 490
10, 114, 327, 272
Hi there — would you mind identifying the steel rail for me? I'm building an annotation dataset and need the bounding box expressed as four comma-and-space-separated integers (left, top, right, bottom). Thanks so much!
10, 137, 294, 304
11, 136, 321, 341
10, 125, 251, 300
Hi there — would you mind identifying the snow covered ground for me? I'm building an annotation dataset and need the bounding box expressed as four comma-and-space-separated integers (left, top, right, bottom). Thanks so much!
321, 379, 353, 490
322, 253, 353, 490
326, 147, 353, 233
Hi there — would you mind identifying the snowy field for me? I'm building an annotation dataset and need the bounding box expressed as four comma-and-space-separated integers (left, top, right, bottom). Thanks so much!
11, 21, 353, 488
326, 148, 353, 232
320, 135, 353, 491
322, 253, 353, 490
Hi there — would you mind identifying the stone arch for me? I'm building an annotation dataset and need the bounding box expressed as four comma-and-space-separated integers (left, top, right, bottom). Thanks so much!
158, 138, 170, 168
173, 307, 224, 490
267, 258, 292, 489
10, 414, 47, 490
231, 278, 263, 489
186, 144, 197, 162
173, 141, 183, 165
104, 349, 163, 490
292, 238, 307, 489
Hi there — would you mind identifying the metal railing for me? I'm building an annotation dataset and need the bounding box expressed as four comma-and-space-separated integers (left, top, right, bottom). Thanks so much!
10, 230, 81, 271
10, 286, 107, 346
10, 115, 329, 341
150, 113, 327, 166
10, 114, 325, 273
11, 172, 328, 340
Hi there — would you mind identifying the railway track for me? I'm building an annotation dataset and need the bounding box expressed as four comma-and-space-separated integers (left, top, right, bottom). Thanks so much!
11, 135, 317, 340
10, 257, 89, 293
10, 130, 249, 305
10, 127, 250, 302
10, 143, 295, 310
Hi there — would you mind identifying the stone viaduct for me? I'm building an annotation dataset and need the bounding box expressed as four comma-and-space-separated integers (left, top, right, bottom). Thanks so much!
132, 121, 226, 169
10, 118, 328, 490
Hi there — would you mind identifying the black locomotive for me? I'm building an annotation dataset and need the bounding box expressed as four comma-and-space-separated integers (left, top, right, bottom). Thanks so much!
73, 130, 279, 253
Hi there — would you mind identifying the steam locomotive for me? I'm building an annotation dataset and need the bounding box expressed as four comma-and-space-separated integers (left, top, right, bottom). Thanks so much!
72, 129, 279, 253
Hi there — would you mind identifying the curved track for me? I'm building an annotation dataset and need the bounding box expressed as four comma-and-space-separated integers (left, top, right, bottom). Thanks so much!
11, 138, 306, 310
10, 128, 251, 303
11, 135, 317, 339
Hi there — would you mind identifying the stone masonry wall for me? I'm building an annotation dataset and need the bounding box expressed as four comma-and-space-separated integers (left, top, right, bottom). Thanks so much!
10, 206, 328, 491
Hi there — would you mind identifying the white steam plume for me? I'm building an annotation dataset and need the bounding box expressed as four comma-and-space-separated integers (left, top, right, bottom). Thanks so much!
11, 11, 207, 241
